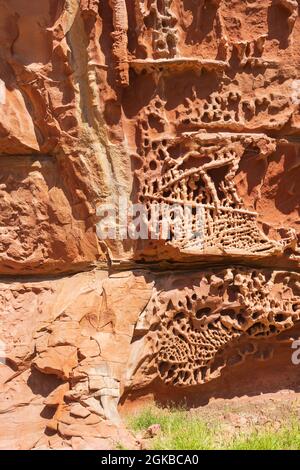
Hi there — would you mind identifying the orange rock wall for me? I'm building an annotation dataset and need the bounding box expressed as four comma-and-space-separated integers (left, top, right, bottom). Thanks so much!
0, 0, 300, 449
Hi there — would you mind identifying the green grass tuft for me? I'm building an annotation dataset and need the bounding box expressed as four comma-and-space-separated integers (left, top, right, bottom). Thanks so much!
128, 406, 218, 450
127, 406, 300, 450
227, 420, 300, 450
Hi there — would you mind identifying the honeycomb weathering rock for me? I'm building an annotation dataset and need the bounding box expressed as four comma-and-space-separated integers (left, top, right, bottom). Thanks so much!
126, 268, 300, 389
0, 0, 300, 449
1, 268, 300, 449
136, 132, 296, 257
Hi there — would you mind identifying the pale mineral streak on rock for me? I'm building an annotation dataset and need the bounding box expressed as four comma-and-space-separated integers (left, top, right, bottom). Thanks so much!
0, 0, 300, 450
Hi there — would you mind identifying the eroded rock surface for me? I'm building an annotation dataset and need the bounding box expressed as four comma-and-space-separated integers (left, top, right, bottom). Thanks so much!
1, 0, 300, 449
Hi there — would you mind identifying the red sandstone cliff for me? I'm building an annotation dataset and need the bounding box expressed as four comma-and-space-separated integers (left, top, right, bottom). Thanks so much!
0, 0, 300, 449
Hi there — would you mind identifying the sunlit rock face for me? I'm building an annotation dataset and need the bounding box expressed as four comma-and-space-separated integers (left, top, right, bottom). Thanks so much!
0, 0, 300, 449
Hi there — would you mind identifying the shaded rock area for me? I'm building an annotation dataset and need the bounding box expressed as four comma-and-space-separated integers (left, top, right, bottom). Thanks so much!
0, 0, 300, 449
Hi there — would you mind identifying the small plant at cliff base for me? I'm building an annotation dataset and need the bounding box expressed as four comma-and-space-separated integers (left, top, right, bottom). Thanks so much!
128, 406, 218, 450
228, 419, 300, 451
128, 407, 300, 450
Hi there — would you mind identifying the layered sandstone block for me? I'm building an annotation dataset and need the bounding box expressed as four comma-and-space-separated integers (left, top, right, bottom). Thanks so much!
0, 0, 300, 449
0, 155, 101, 274
0, 271, 150, 449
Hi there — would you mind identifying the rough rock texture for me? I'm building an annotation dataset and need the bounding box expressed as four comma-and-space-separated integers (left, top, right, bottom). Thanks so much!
1, 0, 300, 449
0, 270, 150, 449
